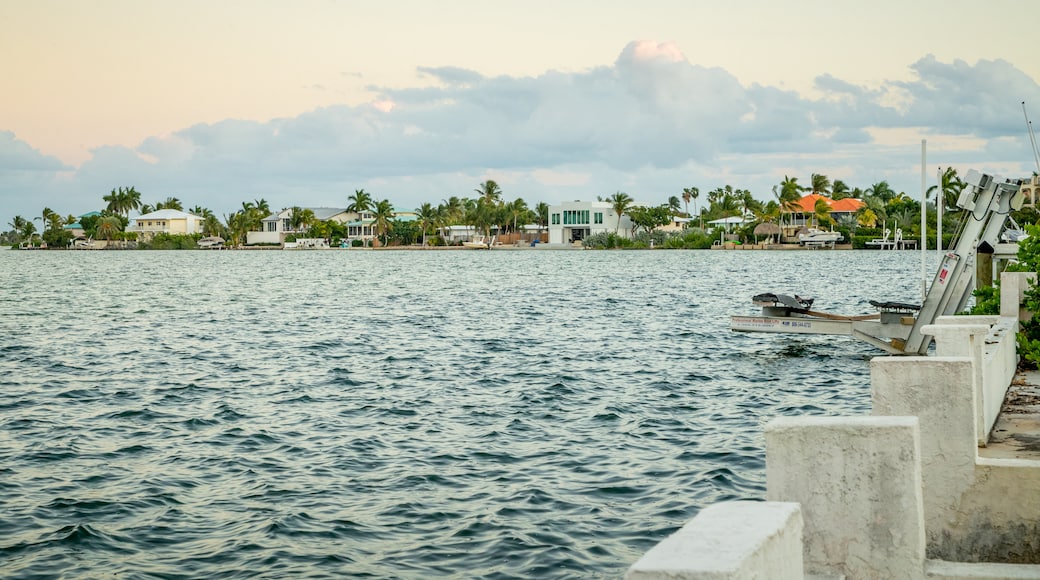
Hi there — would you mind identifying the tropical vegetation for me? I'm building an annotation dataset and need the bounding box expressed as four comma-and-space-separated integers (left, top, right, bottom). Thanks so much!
3, 168, 1036, 251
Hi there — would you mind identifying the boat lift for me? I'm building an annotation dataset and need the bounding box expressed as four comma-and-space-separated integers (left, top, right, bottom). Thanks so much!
730, 170, 1027, 355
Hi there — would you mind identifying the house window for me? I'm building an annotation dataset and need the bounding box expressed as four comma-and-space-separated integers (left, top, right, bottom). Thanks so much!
563, 210, 590, 225
595, 212, 603, 224
266, 222, 276, 232
282, 219, 291, 231
552, 213, 560, 225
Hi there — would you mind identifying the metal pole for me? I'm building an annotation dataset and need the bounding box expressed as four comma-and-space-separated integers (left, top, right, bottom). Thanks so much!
921, 140, 928, 302
1024, 102, 1040, 175
937, 166, 943, 259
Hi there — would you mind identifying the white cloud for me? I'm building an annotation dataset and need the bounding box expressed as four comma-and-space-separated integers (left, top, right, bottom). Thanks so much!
2, 44, 1039, 229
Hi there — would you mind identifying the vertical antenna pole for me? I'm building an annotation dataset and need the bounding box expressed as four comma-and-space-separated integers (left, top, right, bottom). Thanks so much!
937, 166, 943, 260
1024, 102, 1040, 174
921, 139, 928, 302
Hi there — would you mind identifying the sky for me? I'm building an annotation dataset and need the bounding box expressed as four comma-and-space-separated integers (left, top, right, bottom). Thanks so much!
3, 0, 1040, 228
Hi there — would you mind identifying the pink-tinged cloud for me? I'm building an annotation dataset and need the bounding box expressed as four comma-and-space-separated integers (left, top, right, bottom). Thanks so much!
617, 40, 687, 65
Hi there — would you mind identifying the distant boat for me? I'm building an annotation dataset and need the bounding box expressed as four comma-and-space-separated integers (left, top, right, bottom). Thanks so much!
798, 228, 843, 245
463, 235, 493, 249
197, 236, 225, 249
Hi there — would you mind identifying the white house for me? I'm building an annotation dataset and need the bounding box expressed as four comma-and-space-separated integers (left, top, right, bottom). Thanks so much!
547, 201, 633, 244
247, 207, 351, 245
131, 209, 205, 241
345, 207, 418, 242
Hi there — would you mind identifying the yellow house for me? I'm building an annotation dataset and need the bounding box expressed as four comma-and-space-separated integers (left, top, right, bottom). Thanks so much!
132, 209, 204, 241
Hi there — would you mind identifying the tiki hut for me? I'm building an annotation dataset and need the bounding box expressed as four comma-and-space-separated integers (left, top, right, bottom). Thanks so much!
753, 222, 782, 243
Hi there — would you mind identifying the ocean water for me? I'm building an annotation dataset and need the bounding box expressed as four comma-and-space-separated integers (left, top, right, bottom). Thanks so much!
0, 249, 931, 578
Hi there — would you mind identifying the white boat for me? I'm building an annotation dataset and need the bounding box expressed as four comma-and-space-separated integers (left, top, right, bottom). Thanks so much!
798, 228, 843, 245
463, 235, 494, 249
197, 236, 225, 249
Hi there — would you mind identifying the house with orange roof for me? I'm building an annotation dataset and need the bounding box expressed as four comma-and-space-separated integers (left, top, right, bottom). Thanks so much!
787, 194, 865, 226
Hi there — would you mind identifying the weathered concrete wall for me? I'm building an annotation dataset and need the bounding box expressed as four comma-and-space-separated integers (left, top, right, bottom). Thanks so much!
938, 459, 1040, 563
872, 356, 978, 557
765, 416, 925, 579
1000, 272, 1036, 321
872, 355, 1040, 563
625, 501, 803, 579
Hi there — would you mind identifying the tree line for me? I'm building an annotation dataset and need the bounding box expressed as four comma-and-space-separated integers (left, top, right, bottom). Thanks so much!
4, 169, 1032, 248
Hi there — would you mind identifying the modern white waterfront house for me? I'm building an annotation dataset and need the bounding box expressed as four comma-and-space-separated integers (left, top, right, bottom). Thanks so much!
547, 201, 634, 244
246, 207, 352, 245
131, 209, 205, 241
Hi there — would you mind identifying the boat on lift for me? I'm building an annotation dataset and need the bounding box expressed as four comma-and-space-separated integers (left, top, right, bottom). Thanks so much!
731, 169, 1027, 354
798, 228, 843, 246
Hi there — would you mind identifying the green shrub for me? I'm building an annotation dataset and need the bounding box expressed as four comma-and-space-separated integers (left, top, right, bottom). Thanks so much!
583, 232, 634, 249
968, 285, 1000, 315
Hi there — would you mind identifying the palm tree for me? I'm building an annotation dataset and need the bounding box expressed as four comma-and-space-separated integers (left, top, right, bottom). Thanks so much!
739, 190, 761, 220
508, 198, 531, 236
288, 206, 306, 232
224, 211, 250, 246
810, 173, 832, 197
37, 207, 57, 232
535, 202, 549, 229
8, 216, 27, 243
298, 208, 317, 234
48, 212, 64, 233
608, 191, 633, 236
254, 198, 270, 216
856, 207, 879, 228
202, 215, 224, 237
686, 187, 703, 230
96, 216, 122, 240
103, 186, 141, 217
347, 189, 374, 238
667, 195, 682, 216
832, 179, 850, 200
866, 181, 896, 203
438, 196, 464, 226
773, 177, 804, 230
681, 187, 696, 218
468, 198, 498, 245
20, 221, 37, 244
813, 198, 833, 228
927, 167, 966, 212
347, 189, 374, 215
864, 196, 888, 227
475, 180, 502, 204
124, 187, 142, 216
155, 197, 183, 211
415, 202, 438, 247
372, 199, 394, 247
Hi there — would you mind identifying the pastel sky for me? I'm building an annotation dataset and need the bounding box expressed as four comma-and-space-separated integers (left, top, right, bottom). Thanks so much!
3, 0, 1040, 227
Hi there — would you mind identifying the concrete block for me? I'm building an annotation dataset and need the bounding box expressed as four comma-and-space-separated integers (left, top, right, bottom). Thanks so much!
921, 322, 990, 358
626, 501, 804, 580
766, 416, 925, 580
871, 357, 978, 550
1000, 271, 1035, 320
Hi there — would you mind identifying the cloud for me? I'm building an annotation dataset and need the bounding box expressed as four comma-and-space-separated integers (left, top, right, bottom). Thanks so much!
417, 66, 485, 85
0, 131, 71, 172
2, 44, 1039, 228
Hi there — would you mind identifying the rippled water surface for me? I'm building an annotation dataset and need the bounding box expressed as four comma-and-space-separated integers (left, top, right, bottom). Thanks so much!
0, 249, 932, 578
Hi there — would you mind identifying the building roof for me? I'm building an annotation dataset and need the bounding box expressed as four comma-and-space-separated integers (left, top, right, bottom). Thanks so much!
791, 194, 865, 213
263, 207, 348, 222
707, 216, 752, 225
136, 209, 199, 220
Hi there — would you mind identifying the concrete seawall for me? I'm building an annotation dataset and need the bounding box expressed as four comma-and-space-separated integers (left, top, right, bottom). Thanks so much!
627, 272, 1040, 579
